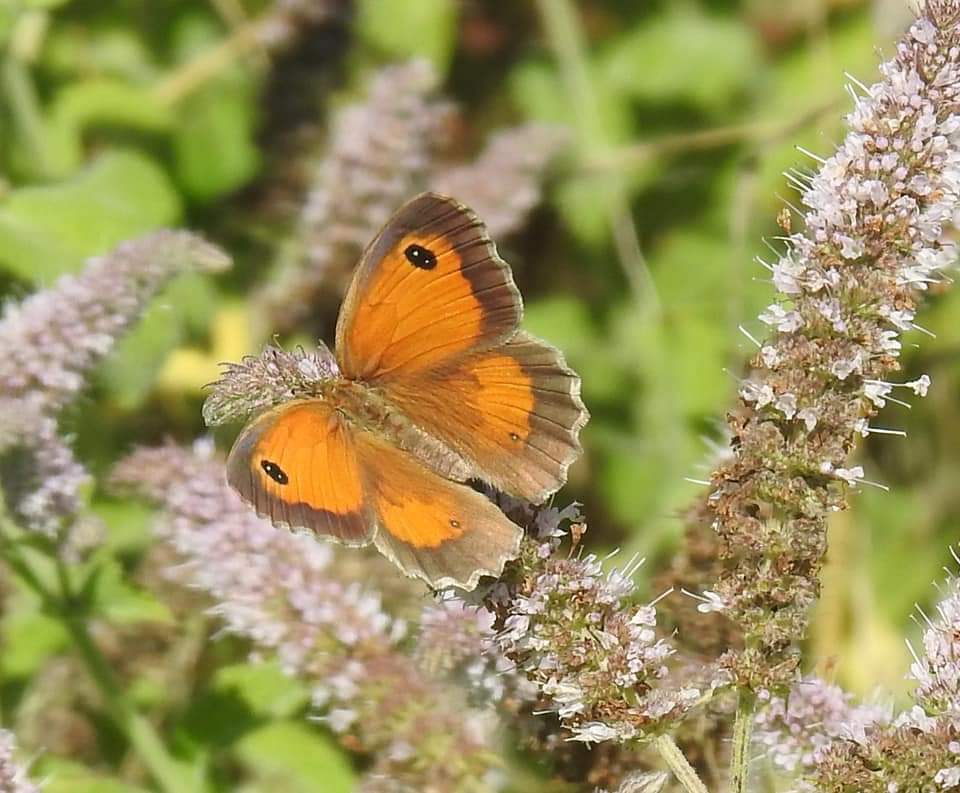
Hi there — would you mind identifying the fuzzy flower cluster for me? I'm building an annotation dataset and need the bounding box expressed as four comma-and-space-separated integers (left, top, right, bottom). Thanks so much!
753, 553, 960, 791
0, 729, 40, 793
112, 442, 503, 792
909, 572, 960, 723
202, 343, 339, 427
753, 677, 890, 774
485, 502, 718, 743
261, 59, 566, 332
0, 232, 229, 414
0, 232, 229, 537
416, 594, 537, 707
705, 4, 960, 689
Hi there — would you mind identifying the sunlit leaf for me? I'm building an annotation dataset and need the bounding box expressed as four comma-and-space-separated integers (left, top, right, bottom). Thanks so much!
356, 0, 459, 73
235, 722, 356, 793
0, 150, 181, 282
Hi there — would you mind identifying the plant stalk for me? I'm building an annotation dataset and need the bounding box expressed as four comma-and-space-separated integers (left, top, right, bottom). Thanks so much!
653, 733, 710, 793
730, 688, 756, 793
0, 525, 198, 793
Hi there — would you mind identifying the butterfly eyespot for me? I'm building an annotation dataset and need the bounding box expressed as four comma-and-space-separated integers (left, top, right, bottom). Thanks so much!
260, 459, 289, 485
449, 518, 461, 529
509, 432, 521, 442
404, 244, 437, 270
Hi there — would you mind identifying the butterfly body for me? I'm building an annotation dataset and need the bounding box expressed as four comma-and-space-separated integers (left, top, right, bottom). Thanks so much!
225, 193, 588, 589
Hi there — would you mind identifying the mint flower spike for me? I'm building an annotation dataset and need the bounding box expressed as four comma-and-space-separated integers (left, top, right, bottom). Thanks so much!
909, 568, 960, 723
0, 231, 229, 539
261, 60, 567, 333
0, 397, 91, 539
0, 729, 41, 793
700, 3, 960, 690
0, 230, 230, 416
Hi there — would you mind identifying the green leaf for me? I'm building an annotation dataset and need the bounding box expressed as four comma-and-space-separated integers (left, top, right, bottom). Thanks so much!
46, 79, 173, 174
600, 9, 760, 113
0, 608, 69, 677
356, 0, 459, 73
173, 82, 259, 203
89, 498, 156, 555
214, 661, 310, 719
89, 558, 174, 625
0, 150, 181, 282
235, 722, 356, 793
37, 759, 152, 793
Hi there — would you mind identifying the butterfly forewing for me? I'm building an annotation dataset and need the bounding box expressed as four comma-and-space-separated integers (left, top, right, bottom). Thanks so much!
335, 193, 522, 381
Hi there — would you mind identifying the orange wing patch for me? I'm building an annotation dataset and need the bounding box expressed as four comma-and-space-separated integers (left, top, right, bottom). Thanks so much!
335, 193, 521, 381
226, 400, 372, 545
381, 332, 588, 503
355, 431, 523, 589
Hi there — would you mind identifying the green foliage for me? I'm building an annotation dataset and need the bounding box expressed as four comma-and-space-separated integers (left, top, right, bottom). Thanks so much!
0, 151, 181, 282
234, 722, 356, 793
355, 0, 459, 72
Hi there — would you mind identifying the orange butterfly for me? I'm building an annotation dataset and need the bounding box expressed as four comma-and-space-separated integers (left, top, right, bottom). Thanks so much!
226, 193, 588, 589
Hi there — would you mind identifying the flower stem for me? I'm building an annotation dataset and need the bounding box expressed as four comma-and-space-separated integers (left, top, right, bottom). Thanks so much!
653, 733, 710, 793
730, 688, 756, 793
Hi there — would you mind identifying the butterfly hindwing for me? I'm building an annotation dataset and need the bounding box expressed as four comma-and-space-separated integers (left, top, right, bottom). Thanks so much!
225, 400, 374, 545
335, 193, 522, 381
354, 431, 523, 590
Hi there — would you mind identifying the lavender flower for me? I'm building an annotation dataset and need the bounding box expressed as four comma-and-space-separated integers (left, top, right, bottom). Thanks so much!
112, 442, 502, 791
0, 398, 91, 538
0, 231, 230, 415
753, 678, 890, 774
0, 729, 40, 793
701, 2, 960, 690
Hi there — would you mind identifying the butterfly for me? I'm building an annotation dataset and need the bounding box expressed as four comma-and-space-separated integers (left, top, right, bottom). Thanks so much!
225, 193, 588, 589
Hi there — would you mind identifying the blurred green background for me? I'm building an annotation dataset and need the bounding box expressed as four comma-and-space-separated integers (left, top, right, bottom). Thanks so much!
0, 0, 954, 790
